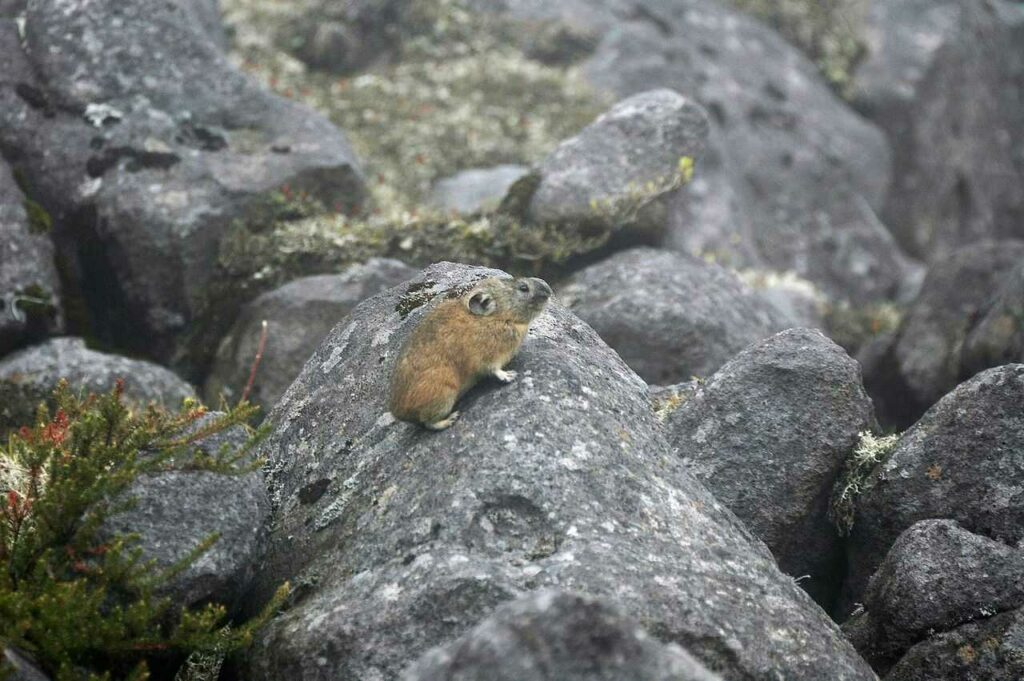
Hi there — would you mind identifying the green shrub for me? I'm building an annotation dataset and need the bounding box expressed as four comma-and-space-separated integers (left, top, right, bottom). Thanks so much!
0, 381, 286, 681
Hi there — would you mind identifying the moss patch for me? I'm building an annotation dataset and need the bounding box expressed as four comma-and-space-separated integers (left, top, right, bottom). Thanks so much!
825, 301, 903, 355
221, 0, 608, 212
829, 430, 901, 536
22, 198, 53, 234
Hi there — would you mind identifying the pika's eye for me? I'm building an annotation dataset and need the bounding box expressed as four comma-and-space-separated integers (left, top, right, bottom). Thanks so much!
517, 282, 530, 293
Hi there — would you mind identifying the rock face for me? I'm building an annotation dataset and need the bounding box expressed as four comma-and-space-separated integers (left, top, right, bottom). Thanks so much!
244, 262, 875, 681
102, 414, 269, 613
844, 364, 1024, 614
521, 89, 708, 240
860, 240, 1024, 427
884, 607, 1024, 681
2, 648, 50, 681
0, 1, 365, 365
470, 0, 911, 306
403, 590, 723, 681
665, 328, 874, 607
0, 161, 62, 357
430, 165, 530, 215
853, 0, 1024, 260
846, 519, 1024, 673
0, 337, 195, 430
559, 248, 793, 385
963, 261, 1024, 377
204, 259, 416, 413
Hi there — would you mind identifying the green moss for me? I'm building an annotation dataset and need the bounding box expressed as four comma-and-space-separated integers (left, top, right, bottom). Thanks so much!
22, 199, 53, 234
0, 383, 287, 681
825, 301, 903, 354
829, 430, 901, 536
222, 0, 608, 212
12, 284, 56, 321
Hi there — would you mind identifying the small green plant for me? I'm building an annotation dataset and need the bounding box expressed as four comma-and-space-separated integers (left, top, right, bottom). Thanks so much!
0, 381, 287, 681
23, 199, 53, 234
829, 430, 901, 536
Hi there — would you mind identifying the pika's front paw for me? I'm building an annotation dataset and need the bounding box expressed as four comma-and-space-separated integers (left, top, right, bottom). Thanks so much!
426, 411, 460, 431
493, 369, 518, 383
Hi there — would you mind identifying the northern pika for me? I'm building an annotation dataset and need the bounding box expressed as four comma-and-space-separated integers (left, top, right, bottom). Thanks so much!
389, 276, 552, 430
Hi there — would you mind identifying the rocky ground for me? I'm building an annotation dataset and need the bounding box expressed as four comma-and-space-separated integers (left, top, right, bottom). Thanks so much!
1, 0, 1023, 679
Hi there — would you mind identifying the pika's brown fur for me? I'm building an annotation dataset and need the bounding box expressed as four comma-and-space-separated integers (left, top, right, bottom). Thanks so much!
389, 276, 552, 430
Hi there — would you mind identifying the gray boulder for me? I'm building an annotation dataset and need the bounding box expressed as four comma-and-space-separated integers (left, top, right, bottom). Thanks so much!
0, 337, 195, 430
204, 258, 416, 413
844, 364, 1024, 616
860, 240, 1024, 428
244, 262, 875, 681
470, 0, 911, 305
430, 165, 530, 215
963, 261, 1024, 378
853, 0, 1024, 260
885, 608, 1024, 681
0, 161, 62, 357
665, 328, 874, 607
520, 88, 708, 243
559, 248, 793, 384
403, 590, 723, 681
102, 414, 269, 613
845, 519, 1024, 673
0, 0, 365, 365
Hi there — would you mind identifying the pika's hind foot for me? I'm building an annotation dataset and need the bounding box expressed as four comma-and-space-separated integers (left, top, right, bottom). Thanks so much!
425, 411, 460, 430
493, 369, 518, 383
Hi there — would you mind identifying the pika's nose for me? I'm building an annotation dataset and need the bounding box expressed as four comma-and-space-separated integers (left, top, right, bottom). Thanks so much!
529, 277, 552, 299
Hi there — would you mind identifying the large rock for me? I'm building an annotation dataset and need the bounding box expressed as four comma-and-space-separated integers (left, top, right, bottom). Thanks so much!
403, 590, 723, 681
0, 1, 365, 366
853, 0, 1024, 260
0, 337, 195, 430
520, 88, 708, 243
101, 414, 269, 613
0, 161, 62, 357
244, 262, 875, 681
471, 0, 912, 305
665, 328, 874, 607
844, 364, 1024, 615
430, 165, 530, 215
963, 260, 1024, 377
559, 247, 793, 384
204, 258, 416, 413
885, 608, 1024, 681
860, 240, 1024, 428
846, 519, 1024, 673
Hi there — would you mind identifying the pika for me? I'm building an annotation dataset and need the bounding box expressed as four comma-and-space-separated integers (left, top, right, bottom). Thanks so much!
389, 276, 552, 430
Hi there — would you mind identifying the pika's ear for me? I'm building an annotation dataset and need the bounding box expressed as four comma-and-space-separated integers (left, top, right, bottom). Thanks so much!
467, 291, 496, 316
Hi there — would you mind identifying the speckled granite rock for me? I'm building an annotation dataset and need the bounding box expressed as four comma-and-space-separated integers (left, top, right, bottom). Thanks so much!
665, 328, 874, 607
0, 337, 194, 430
403, 590, 723, 681
243, 262, 876, 681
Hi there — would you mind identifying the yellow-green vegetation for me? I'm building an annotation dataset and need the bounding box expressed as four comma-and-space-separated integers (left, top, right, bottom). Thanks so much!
222, 0, 607, 210
829, 430, 901, 536
0, 382, 286, 681
22, 199, 53, 235
728, 0, 867, 93
652, 386, 694, 421
825, 301, 903, 354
